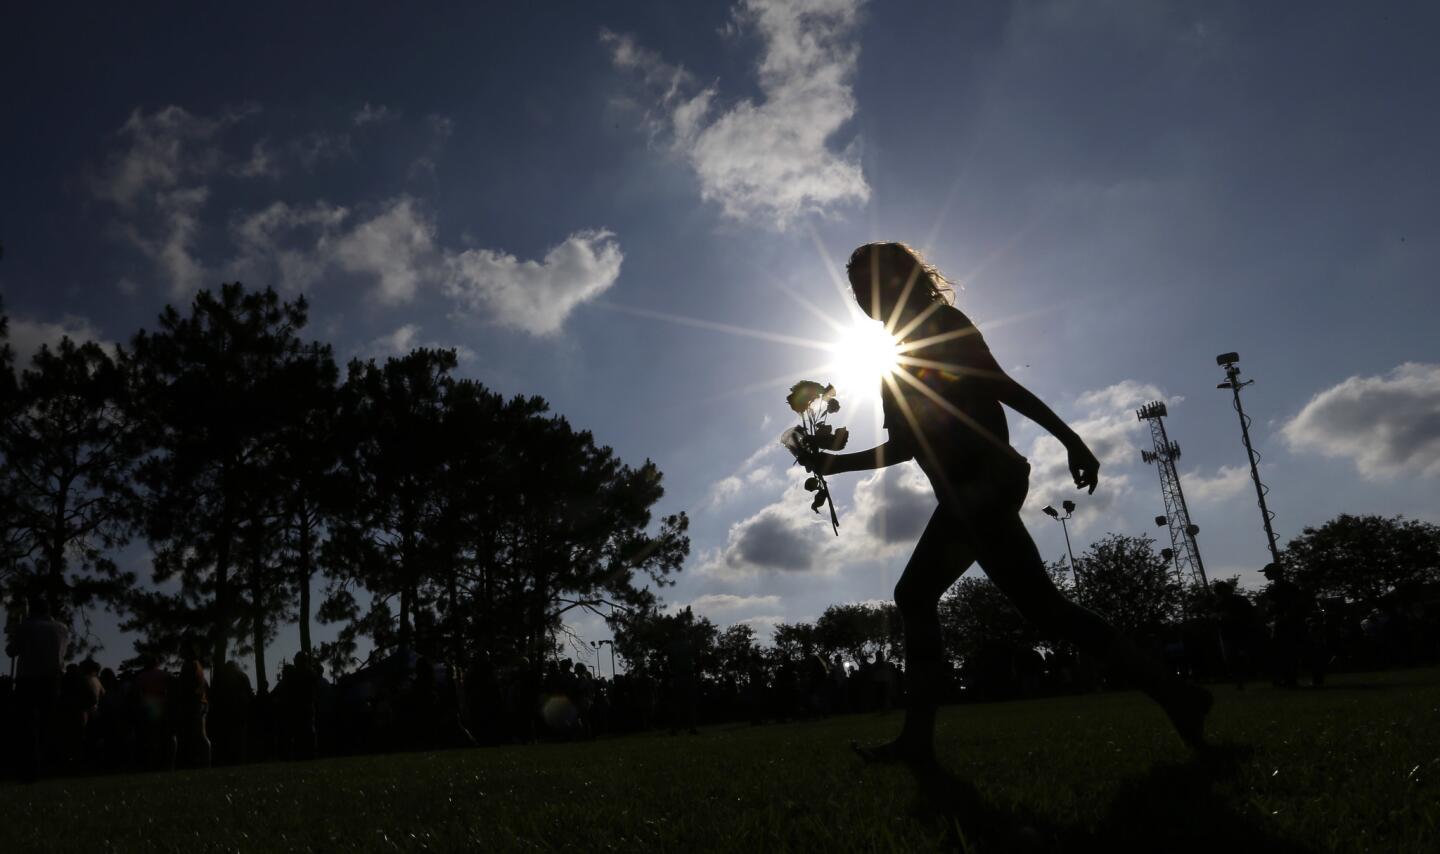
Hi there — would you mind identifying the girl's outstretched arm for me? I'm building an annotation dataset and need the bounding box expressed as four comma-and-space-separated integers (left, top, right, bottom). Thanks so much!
811, 439, 914, 476
990, 374, 1101, 494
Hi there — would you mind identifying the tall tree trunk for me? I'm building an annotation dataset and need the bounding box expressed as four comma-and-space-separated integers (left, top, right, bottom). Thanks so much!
44, 535, 66, 614
297, 511, 313, 656
445, 541, 459, 661
398, 530, 414, 653
399, 584, 413, 654
533, 567, 547, 664
252, 614, 268, 696
46, 480, 70, 612
252, 618, 268, 695
481, 560, 492, 657
211, 512, 233, 669
251, 538, 269, 697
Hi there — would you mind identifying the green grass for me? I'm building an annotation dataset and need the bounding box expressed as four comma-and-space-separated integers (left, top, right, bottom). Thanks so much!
3, 668, 1438, 853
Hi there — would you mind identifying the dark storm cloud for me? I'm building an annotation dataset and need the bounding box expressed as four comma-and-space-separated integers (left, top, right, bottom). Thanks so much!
857, 464, 933, 544
728, 506, 817, 571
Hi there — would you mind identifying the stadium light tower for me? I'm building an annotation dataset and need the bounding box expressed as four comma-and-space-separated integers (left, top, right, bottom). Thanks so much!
1216, 352, 1282, 565
1136, 401, 1208, 588
592, 639, 616, 679
1041, 500, 1080, 587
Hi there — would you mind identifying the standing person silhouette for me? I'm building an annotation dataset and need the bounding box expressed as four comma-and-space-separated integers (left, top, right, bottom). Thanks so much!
6, 595, 70, 781
806, 242, 1211, 765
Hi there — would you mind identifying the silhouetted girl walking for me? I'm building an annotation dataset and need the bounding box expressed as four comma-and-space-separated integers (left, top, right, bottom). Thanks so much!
809, 242, 1210, 765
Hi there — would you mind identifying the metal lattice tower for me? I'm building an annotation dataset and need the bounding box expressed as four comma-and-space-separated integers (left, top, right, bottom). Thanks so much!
1136, 401, 1209, 588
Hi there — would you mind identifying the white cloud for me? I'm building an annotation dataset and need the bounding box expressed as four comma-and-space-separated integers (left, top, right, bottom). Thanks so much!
717, 500, 825, 573
605, 0, 870, 229
684, 593, 782, 615
94, 105, 248, 208
1183, 464, 1250, 502
353, 102, 398, 126
709, 475, 747, 508
92, 104, 257, 297
365, 322, 475, 362
1282, 362, 1440, 479
145, 186, 210, 296
231, 139, 279, 178
231, 198, 440, 305
1022, 380, 1166, 530
701, 462, 917, 578
332, 198, 439, 304
370, 323, 420, 356
95, 106, 615, 333
849, 462, 934, 546
444, 229, 623, 335
702, 442, 790, 510
230, 195, 619, 329
229, 200, 351, 292
700, 465, 836, 576
1074, 380, 1171, 413
735, 614, 786, 639
7, 315, 112, 364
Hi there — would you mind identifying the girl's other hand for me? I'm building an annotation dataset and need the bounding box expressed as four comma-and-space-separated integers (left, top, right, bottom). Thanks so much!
1067, 443, 1100, 494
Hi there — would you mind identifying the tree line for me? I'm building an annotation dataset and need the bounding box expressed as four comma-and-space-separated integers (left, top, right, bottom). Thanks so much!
4, 285, 1437, 691
0, 286, 689, 688
613, 521, 1440, 694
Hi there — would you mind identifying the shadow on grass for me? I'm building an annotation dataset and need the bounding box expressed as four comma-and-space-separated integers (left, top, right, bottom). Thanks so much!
904, 743, 1315, 853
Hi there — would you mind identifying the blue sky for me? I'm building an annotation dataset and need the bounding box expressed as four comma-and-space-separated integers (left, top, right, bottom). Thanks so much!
3, 1, 1438, 671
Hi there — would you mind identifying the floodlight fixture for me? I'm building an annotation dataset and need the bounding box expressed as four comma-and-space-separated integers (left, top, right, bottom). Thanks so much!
592, 639, 617, 678
1216, 352, 1240, 366
1186, 524, 1200, 537
1161, 548, 1175, 561
1154, 515, 1168, 527
1136, 401, 1168, 421
1041, 500, 1080, 587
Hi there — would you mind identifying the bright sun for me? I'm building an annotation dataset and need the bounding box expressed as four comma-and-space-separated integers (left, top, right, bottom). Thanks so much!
828, 320, 900, 395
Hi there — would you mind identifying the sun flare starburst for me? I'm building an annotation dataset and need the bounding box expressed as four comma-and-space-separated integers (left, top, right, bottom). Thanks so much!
826, 320, 900, 396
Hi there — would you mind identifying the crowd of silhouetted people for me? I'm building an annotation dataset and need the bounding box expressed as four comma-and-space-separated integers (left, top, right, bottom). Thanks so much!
0, 597, 917, 783
957, 567, 1440, 701
1182, 566, 1440, 690
4, 569, 1439, 782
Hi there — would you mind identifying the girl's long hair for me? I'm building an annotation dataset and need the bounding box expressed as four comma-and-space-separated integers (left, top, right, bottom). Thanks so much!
845, 242, 955, 308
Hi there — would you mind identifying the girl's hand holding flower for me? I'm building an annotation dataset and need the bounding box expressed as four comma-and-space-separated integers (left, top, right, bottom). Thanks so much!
780, 380, 847, 534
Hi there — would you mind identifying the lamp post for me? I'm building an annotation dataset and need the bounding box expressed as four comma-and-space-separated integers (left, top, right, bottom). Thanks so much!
1216, 352, 1282, 566
1041, 500, 1080, 587
592, 639, 615, 679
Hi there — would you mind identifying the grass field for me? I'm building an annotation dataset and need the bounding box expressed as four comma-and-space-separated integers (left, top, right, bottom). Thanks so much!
2, 668, 1437, 853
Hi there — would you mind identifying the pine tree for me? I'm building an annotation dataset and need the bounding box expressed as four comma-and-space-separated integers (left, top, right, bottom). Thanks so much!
0, 297, 25, 591
1, 336, 140, 645
271, 340, 343, 658
127, 283, 311, 668
325, 349, 458, 658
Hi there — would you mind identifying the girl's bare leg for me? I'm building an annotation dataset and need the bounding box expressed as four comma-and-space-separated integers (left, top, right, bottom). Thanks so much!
969, 509, 1211, 749
856, 507, 974, 764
